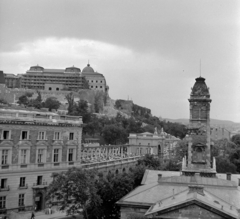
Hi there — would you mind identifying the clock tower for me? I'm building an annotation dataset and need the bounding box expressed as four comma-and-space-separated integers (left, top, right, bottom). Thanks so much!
182, 77, 216, 177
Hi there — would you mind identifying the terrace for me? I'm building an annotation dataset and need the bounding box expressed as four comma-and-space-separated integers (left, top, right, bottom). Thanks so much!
0, 109, 82, 126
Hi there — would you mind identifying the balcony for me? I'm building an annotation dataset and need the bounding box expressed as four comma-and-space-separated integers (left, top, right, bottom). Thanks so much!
0, 185, 10, 192
19, 184, 28, 190
33, 181, 48, 188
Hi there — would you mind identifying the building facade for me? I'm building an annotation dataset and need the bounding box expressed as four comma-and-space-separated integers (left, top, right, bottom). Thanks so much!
3, 63, 108, 93
128, 129, 180, 160
0, 108, 83, 214
82, 63, 108, 92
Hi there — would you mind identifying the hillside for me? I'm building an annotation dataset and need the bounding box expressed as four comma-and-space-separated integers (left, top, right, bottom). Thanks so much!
165, 118, 240, 131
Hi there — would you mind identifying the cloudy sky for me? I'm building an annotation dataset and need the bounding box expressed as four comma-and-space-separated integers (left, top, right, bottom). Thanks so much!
0, 0, 240, 122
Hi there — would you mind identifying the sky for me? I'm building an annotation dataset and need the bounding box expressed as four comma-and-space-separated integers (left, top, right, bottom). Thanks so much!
0, 0, 240, 122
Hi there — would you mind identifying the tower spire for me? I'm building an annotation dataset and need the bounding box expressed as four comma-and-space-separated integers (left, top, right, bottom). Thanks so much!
200, 59, 201, 77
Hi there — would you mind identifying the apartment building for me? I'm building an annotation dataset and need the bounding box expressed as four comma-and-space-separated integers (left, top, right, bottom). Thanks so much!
0, 108, 82, 215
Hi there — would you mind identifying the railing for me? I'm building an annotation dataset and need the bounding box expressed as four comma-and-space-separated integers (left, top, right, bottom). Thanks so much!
19, 184, 28, 189
0, 156, 142, 172
0, 111, 82, 125
33, 181, 48, 187
0, 185, 10, 192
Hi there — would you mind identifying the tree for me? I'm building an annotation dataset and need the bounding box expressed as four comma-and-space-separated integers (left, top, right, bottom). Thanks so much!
102, 124, 128, 145
231, 134, 240, 148
96, 172, 134, 219
216, 157, 237, 173
229, 148, 240, 173
82, 77, 90, 89
46, 167, 102, 218
174, 140, 188, 163
43, 97, 61, 111
137, 154, 161, 170
0, 98, 8, 105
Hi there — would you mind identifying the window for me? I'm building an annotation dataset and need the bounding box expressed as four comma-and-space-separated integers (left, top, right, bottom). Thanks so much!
54, 132, 61, 140
53, 149, 59, 162
1, 150, 8, 165
37, 176, 42, 185
37, 149, 44, 163
49, 87, 52, 91
56, 87, 59, 91
21, 131, 28, 140
68, 149, 73, 162
18, 194, 24, 207
100, 86, 102, 88
38, 132, 45, 140
0, 196, 6, 209
69, 132, 74, 140
91, 86, 93, 88
96, 80, 98, 83
20, 149, 27, 164
95, 86, 98, 88
0, 179, 7, 189
91, 80, 93, 82
2, 130, 10, 140
20, 177, 26, 187
100, 81, 102, 83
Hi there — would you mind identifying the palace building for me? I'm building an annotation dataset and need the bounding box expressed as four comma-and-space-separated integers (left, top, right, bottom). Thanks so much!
3, 63, 108, 93
117, 77, 240, 219
0, 108, 83, 214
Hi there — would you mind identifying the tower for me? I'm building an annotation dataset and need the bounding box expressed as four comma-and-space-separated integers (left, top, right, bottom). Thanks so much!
183, 77, 216, 177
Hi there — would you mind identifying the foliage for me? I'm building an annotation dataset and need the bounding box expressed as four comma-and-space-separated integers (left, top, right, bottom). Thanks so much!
94, 91, 104, 113
43, 97, 61, 111
229, 148, 240, 173
231, 134, 240, 147
216, 157, 237, 173
137, 154, 161, 170
102, 124, 128, 145
46, 168, 102, 218
96, 172, 134, 219
82, 77, 90, 89
174, 140, 188, 163
0, 98, 8, 104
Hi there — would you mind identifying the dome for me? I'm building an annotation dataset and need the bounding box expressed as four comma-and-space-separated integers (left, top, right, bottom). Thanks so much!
191, 76, 210, 97
65, 66, 81, 73
82, 64, 94, 73
29, 65, 44, 71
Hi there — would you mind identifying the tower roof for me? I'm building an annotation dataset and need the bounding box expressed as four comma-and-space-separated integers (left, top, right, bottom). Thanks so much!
191, 76, 210, 97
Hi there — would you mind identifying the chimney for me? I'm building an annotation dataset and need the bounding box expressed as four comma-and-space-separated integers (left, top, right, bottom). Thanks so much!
158, 174, 162, 182
226, 172, 231, 181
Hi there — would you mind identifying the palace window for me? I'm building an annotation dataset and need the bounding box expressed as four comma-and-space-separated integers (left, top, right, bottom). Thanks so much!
49, 87, 52, 91
37, 149, 44, 163
96, 80, 98, 83
56, 88, 59, 91
96, 86, 98, 88
20, 149, 27, 164
53, 149, 59, 162
69, 132, 74, 140
2, 130, 11, 140
1, 150, 8, 165
37, 176, 42, 185
38, 132, 46, 140
100, 86, 102, 88
68, 149, 73, 162
18, 194, 24, 207
0, 196, 6, 209
19, 177, 26, 187
54, 132, 61, 140
0, 179, 7, 189
21, 131, 29, 140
